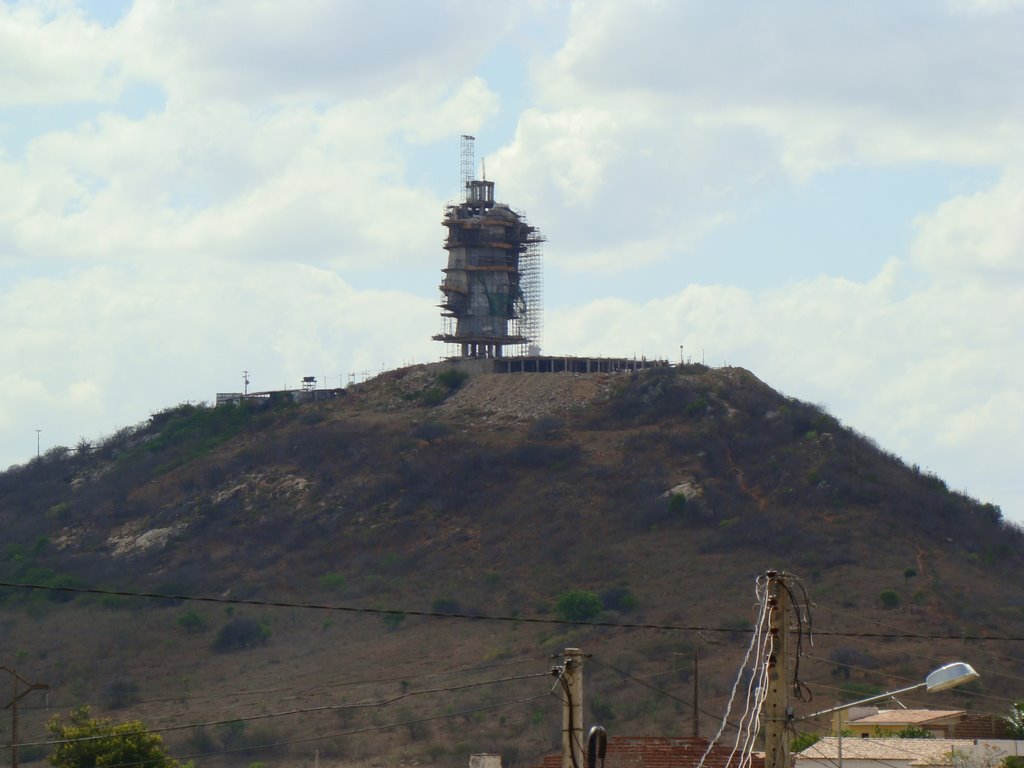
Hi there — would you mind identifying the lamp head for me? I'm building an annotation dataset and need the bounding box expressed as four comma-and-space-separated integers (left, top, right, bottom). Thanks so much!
925, 662, 979, 692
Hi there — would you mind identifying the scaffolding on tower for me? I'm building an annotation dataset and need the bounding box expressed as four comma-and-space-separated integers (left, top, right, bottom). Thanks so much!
433, 135, 544, 359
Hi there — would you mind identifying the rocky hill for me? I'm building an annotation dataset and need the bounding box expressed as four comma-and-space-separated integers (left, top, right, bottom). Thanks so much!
1, 363, 1021, 768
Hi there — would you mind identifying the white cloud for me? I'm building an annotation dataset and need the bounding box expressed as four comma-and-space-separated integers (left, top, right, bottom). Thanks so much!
120, 1, 519, 105
911, 167, 1024, 278
0, 258, 438, 467
0, 2, 124, 106
1, 0, 1021, 527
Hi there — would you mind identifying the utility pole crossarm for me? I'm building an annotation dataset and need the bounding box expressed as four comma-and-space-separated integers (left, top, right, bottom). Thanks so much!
2, 666, 50, 768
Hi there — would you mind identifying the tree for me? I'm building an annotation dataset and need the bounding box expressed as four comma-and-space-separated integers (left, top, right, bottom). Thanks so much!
555, 590, 603, 622
894, 726, 933, 738
1004, 701, 1024, 738
48, 706, 179, 768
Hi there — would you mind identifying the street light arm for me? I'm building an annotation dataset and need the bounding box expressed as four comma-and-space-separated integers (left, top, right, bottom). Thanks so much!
800, 682, 927, 721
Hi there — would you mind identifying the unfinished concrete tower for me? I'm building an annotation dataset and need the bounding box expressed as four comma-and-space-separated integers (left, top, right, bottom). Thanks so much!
433, 135, 544, 358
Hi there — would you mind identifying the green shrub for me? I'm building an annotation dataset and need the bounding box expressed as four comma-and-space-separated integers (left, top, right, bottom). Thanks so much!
555, 590, 603, 622
420, 386, 449, 407
431, 597, 462, 613
319, 573, 347, 592
599, 586, 638, 613
894, 726, 933, 738
879, 589, 901, 609
101, 677, 141, 709
668, 493, 687, 514
791, 733, 821, 752
212, 617, 270, 652
437, 368, 469, 391
177, 610, 209, 634
412, 421, 453, 442
382, 611, 406, 631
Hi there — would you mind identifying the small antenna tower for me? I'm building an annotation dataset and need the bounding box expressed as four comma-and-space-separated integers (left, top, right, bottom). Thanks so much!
460, 134, 475, 201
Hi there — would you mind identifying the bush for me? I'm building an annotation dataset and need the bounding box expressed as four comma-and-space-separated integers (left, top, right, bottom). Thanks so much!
319, 573, 347, 592
431, 597, 462, 614
382, 611, 406, 631
599, 586, 638, 613
212, 617, 271, 652
48, 706, 178, 768
437, 368, 469, 391
894, 726, 933, 738
412, 421, 453, 442
177, 610, 209, 634
879, 589, 901, 609
668, 493, 687, 514
555, 590, 603, 622
101, 677, 140, 709
791, 733, 821, 752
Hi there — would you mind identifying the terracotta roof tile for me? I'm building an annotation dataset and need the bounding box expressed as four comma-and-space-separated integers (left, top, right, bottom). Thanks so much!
796, 737, 974, 765
847, 710, 965, 726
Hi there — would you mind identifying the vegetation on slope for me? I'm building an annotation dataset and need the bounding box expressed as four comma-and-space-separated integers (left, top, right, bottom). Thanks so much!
0, 364, 1021, 768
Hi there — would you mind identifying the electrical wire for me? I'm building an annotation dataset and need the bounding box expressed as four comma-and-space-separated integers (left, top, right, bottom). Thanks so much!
811, 603, 1024, 683
15, 656, 543, 714
3, 580, 1023, 641
4, 671, 549, 751
586, 656, 744, 730
30, 690, 554, 768
696, 574, 772, 768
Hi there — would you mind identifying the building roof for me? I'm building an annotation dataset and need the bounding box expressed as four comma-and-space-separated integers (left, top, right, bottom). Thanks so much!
797, 737, 974, 765
526, 736, 764, 768
847, 710, 967, 726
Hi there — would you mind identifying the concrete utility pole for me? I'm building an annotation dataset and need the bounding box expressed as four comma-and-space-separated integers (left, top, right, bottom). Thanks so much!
763, 572, 792, 768
556, 648, 585, 768
692, 643, 700, 737
2, 666, 49, 768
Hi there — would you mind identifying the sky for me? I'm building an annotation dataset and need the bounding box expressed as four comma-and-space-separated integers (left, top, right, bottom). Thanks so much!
1, 0, 1021, 523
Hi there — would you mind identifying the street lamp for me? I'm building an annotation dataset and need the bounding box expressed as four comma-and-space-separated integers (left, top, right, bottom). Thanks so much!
801, 662, 979, 768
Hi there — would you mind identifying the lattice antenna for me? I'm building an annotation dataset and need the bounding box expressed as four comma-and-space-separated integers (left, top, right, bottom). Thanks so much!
460, 135, 475, 201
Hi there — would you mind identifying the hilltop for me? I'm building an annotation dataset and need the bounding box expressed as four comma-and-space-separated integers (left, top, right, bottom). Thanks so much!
0, 363, 1021, 768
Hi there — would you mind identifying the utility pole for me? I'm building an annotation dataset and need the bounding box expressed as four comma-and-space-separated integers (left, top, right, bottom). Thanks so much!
763, 572, 792, 768
2, 665, 49, 768
554, 648, 584, 768
692, 643, 700, 737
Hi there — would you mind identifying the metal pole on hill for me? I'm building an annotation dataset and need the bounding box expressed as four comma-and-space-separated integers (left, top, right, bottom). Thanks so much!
763, 572, 791, 768
2, 666, 49, 768
556, 648, 584, 768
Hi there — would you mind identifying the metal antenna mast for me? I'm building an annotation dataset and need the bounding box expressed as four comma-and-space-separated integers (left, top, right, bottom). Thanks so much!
460, 135, 475, 201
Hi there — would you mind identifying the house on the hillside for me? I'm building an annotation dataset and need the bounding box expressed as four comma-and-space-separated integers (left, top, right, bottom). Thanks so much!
841, 708, 1006, 739
523, 736, 764, 768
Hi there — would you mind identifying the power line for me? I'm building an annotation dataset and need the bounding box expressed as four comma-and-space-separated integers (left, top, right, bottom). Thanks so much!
588, 656, 745, 732
18, 656, 542, 714
812, 603, 1024, 670
4, 671, 549, 751
27, 691, 554, 768
3, 580, 1023, 641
